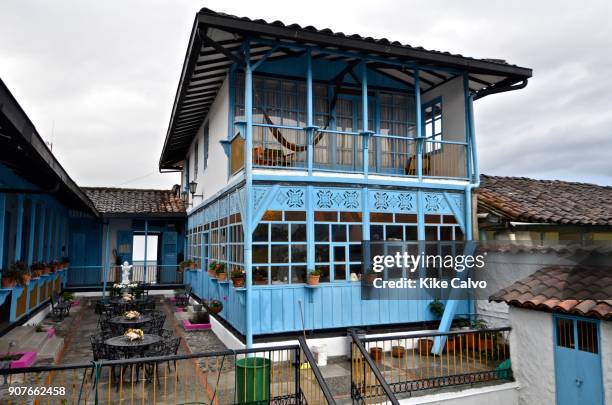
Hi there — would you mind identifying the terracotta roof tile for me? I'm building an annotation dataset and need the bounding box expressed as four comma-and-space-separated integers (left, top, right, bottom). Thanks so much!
478, 175, 612, 226
82, 187, 186, 216
490, 266, 612, 320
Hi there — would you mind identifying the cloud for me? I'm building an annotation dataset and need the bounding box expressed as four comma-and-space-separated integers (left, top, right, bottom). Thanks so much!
1, 0, 611, 187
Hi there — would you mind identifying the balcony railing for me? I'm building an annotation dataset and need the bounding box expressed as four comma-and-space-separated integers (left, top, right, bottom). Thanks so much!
233, 123, 470, 179
351, 327, 513, 400
0, 343, 336, 404
67, 264, 183, 287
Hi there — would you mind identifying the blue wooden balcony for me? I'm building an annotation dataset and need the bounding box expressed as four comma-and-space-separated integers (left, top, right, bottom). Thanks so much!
229, 123, 469, 180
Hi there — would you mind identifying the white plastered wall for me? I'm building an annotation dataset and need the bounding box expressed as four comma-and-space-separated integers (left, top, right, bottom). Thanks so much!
508, 307, 556, 405
184, 75, 230, 205
600, 320, 612, 404
421, 75, 466, 143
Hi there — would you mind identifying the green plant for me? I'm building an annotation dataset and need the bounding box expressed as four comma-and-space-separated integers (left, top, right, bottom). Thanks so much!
471, 318, 489, 330
208, 299, 223, 313
61, 292, 74, 302
231, 268, 244, 278
215, 265, 226, 275
31, 262, 44, 270
309, 269, 322, 276
428, 299, 445, 318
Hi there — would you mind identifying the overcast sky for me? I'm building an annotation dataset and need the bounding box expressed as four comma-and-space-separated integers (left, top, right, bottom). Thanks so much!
1, 0, 611, 188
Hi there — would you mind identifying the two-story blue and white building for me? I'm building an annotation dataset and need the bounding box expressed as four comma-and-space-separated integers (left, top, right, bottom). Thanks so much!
159, 8, 532, 347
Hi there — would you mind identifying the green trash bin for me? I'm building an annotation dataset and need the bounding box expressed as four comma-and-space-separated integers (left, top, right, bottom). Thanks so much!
235, 357, 271, 404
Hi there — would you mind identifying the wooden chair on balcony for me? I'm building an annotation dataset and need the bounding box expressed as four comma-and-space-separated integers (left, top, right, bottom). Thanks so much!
252, 146, 296, 167
405, 154, 431, 176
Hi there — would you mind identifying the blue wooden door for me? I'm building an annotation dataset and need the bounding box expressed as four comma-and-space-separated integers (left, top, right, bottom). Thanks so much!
161, 231, 177, 283
69, 233, 86, 285
116, 231, 133, 264
554, 315, 603, 405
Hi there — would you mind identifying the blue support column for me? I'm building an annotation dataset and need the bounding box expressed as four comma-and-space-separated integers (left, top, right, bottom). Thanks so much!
46, 209, 53, 262
0, 194, 5, 269
306, 49, 314, 175
38, 204, 46, 262
361, 62, 370, 177
27, 198, 37, 266
103, 222, 110, 297
244, 42, 254, 348
54, 212, 61, 260
144, 219, 148, 282
306, 185, 314, 271
15, 194, 24, 261
414, 68, 423, 181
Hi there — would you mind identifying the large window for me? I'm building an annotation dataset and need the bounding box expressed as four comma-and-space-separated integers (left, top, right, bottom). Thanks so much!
252, 210, 307, 284
203, 123, 209, 170
193, 141, 199, 179
423, 99, 443, 152
314, 211, 362, 282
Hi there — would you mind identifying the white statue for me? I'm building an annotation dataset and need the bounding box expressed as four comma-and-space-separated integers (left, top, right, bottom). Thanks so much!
121, 261, 133, 285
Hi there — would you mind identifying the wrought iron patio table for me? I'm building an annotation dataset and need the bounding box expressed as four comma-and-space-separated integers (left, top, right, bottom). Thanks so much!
105, 334, 162, 359
108, 314, 153, 332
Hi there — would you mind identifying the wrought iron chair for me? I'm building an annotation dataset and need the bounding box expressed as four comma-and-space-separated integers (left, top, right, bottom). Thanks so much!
174, 284, 192, 308
50, 292, 71, 321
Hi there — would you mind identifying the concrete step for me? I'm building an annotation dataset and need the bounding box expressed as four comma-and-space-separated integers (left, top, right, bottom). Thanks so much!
37, 336, 64, 363
19, 330, 48, 352
0, 326, 36, 352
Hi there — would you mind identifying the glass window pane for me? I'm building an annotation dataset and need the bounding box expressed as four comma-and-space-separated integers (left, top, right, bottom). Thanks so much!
253, 224, 268, 242
292, 265, 307, 283
271, 245, 289, 263
317, 265, 330, 282
386, 225, 403, 240
556, 318, 575, 349
315, 245, 329, 263
334, 264, 346, 281
371, 225, 384, 241
291, 224, 307, 242
271, 223, 289, 242
253, 266, 269, 285
577, 320, 598, 354
292, 244, 307, 263
253, 245, 268, 264
333, 245, 346, 262
332, 224, 347, 242
315, 224, 329, 242
349, 244, 362, 262
271, 266, 289, 284
348, 225, 362, 242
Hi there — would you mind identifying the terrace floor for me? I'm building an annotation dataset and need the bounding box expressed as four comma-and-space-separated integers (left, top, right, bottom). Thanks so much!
0, 295, 511, 404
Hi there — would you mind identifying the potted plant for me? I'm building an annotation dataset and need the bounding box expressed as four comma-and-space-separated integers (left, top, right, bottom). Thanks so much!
216, 265, 227, 281
307, 269, 321, 286
231, 268, 245, 288
31, 262, 44, 278
418, 338, 434, 355
391, 345, 406, 358
369, 347, 383, 361
207, 261, 218, 278
1, 269, 18, 288
190, 260, 197, 270
19, 271, 31, 287
208, 299, 223, 314
62, 291, 75, 303
61, 257, 70, 269
42, 262, 51, 275
428, 299, 445, 318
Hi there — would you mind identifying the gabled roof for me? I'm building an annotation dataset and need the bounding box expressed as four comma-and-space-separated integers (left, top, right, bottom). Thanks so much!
159, 8, 533, 170
82, 187, 186, 217
478, 175, 612, 227
490, 266, 612, 320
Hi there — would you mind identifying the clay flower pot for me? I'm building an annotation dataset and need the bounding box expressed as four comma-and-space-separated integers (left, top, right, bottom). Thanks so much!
418, 338, 434, 356
307, 274, 320, 286
232, 276, 245, 288
190, 262, 197, 270
43, 267, 51, 275
391, 346, 406, 358
2, 278, 16, 289
369, 347, 383, 361
217, 272, 227, 281
207, 269, 217, 278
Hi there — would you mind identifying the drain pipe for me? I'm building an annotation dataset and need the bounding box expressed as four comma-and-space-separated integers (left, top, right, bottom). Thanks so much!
432, 88, 480, 354
474, 79, 528, 101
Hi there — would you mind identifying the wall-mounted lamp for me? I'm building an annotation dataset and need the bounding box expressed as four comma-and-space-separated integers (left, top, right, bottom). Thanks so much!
181, 190, 191, 207
189, 181, 203, 200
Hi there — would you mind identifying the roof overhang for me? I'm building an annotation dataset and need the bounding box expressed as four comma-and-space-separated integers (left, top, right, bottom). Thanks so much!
0, 79, 99, 215
159, 8, 533, 170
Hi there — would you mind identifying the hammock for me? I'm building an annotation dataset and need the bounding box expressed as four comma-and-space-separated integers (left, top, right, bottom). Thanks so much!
255, 89, 337, 153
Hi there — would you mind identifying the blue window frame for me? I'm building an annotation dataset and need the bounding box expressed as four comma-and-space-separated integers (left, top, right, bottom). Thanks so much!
423, 98, 443, 153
